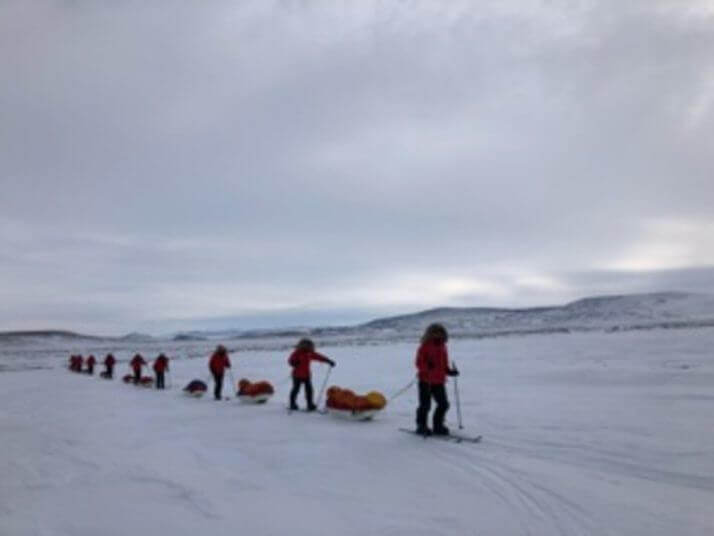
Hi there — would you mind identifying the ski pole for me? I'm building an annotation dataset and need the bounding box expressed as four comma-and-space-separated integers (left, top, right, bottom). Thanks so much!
453, 361, 463, 430
315, 365, 332, 410
228, 368, 236, 395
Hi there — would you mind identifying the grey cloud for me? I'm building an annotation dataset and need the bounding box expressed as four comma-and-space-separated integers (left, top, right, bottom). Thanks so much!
1, 0, 713, 333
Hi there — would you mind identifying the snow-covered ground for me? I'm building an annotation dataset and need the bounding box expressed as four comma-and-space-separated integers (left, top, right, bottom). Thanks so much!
2, 328, 714, 535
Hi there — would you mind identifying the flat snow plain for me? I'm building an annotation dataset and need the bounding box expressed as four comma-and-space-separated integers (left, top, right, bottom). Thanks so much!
2, 328, 713, 535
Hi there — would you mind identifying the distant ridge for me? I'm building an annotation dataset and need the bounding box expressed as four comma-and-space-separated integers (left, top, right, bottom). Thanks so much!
357, 291, 714, 338
3, 292, 713, 344
0, 330, 144, 342
119, 332, 155, 342
2, 292, 713, 374
0, 330, 101, 340
171, 291, 714, 343
362, 291, 696, 328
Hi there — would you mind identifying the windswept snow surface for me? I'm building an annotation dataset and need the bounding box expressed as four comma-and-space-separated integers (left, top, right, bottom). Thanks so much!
2, 328, 714, 535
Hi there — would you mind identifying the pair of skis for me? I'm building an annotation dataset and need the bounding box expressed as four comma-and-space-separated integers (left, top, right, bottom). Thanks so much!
398, 427, 482, 444
287, 409, 480, 443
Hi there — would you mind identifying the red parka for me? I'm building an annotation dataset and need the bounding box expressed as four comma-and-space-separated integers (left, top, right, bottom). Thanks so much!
130, 354, 147, 371
104, 354, 116, 367
208, 350, 231, 375
153, 355, 169, 373
415, 340, 450, 385
288, 349, 331, 380
87, 355, 96, 366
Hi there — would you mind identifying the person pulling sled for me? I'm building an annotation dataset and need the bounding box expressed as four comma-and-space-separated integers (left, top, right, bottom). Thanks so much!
288, 338, 335, 411
208, 345, 231, 400
415, 323, 459, 436
130, 353, 147, 384
102, 353, 116, 379
153, 353, 169, 389
86, 355, 96, 375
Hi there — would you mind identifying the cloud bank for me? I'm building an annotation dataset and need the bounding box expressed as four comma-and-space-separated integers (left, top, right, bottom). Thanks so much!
1, 1, 713, 333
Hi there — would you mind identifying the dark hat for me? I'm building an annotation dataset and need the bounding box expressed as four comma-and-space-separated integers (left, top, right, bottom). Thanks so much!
295, 338, 315, 351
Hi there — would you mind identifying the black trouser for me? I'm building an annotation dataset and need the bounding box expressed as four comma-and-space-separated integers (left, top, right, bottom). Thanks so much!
212, 371, 224, 400
133, 368, 141, 384
156, 371, 165, 389
416, 382, 450, 430
290, 377, 315, 409
87, 365, 94, 375
105, 366, 113, 379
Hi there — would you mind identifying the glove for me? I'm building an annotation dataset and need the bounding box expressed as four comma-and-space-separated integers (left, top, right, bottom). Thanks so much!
328, 359, 336, 367
447, 367, 459, 377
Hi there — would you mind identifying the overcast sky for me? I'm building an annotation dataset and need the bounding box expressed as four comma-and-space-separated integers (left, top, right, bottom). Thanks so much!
2, 0, 714, 335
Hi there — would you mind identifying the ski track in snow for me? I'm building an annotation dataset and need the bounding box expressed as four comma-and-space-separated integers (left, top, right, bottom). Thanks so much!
429, 442, 605, 536
2, 328, 714, 535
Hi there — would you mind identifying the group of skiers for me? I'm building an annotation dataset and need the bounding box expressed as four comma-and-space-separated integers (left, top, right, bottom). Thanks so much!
203, 340, 336, 409
68, 353, 114, 377
67, 352, 168, 387
67, 322, 460, 436
126, 353, 170, 388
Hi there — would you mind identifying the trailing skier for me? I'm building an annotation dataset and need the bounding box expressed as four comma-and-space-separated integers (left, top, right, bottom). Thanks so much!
129, 353, 147, 384
208, 345, 231, 400
86, 355, 96, 375
288, 338, 335, 411
102, 353, 116, 379
415, 323, 459, 436
153, 353, 169, 389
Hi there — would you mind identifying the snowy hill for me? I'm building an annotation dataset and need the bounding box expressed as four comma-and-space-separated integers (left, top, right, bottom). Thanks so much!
357, 291, 714, 340
171, 292, 714, 345
2, 292, 714, 373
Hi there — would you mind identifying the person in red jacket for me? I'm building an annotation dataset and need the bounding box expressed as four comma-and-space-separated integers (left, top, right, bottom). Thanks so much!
75, 355, 84, 373
86, 355, 96, 375
288, 338, 335, 411
153, 353, 170, 389
130, 353, 147, 384
415, 323, 459, 436
103, 353, 116, 378
208, 345, 231, 400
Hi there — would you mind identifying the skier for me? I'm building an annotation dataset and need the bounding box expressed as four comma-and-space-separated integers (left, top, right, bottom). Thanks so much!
103, 353, 116, 379
86, 355, 96, 375
75, 355, 84, 373
415, 323, 459, 436
129, 353, 147, 384
153, 353, 169, 389
288, 338, 335, 411
68, 355, 76, 371
208, 345, 231, 400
